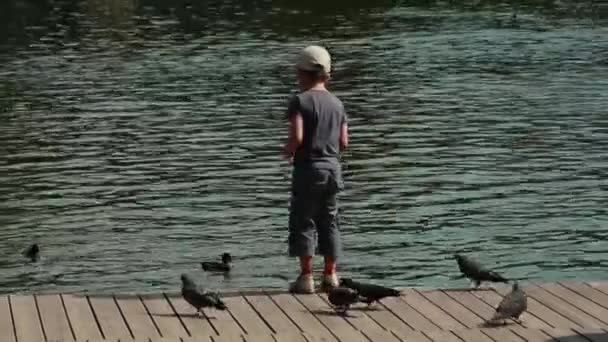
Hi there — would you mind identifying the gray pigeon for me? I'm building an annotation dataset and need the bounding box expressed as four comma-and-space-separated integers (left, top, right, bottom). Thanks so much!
490, 282, 527, 324
454, 254, 508, 288
328, 287, 360, 315
180, 274, 227, 316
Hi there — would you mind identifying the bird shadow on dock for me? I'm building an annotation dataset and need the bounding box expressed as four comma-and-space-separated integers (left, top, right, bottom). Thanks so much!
309, 309, 359, 318
350, 306, 382, 311
544, 333, 608, 342
150, 312, 217, 320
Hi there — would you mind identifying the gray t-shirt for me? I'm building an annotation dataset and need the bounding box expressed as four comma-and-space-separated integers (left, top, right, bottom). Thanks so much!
287, 89, 347, 169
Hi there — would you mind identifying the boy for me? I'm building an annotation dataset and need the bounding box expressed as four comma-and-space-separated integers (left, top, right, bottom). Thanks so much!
284, 45, 349, 293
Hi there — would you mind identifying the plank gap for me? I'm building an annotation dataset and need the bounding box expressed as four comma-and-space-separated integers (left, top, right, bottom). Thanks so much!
33, 294, 48, 342
292, 294, 354, 342
138, 295, 164, 337
113, 295, 135, 338
242, 294, 278, 334
562, 283, 608, 311
59, 294, 78, 341
162, 292, 193, 337
7, 296, 17, 342
265, 292, 306, 334
377, 299, 419, 332
86, 295, 106, 339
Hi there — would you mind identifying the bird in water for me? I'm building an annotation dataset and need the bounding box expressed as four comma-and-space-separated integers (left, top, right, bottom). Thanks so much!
23, 244, 40, 262
489, 282, 527, 325
180, 274, 227, 317
454, 254, 509, 289
339, 278, 401, 307
328, 287, 360, 315
201, 253, 233, 273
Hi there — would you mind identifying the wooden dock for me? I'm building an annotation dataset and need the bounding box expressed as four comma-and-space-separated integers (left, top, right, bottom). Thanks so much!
1, 281, 608, 342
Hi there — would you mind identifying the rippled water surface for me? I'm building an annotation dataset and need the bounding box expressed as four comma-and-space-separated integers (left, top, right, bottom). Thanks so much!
1, 0, 607, 294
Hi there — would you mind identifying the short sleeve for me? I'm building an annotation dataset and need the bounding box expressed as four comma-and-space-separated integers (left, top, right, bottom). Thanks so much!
286, 95, 300, 120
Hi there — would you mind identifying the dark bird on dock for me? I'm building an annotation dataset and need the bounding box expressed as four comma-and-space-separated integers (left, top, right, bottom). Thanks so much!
201, 253, 232, 273
180, 274, 227, 316
23, 244, 40, 262
489, 282, 527, 324
454, 254, 509, 288
328, 287, 360, 314
339, 278, 401, 306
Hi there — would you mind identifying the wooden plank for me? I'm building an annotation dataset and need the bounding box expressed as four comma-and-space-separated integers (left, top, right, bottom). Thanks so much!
316, 293, 400, 342
452, 328, 494, 342
357, 298, 416, 340
0, 296, 15, 342
422, 330, 463, 342
269, 293, 337, 342
401, 331, 433, 342
508, 326, 551, 341
166, 295, 216, 339
574, 328, 608, 342
88, 296, 132, 339
294, 294, 368, 342
36, 294, 74, 341
444, 290, 496, 321
419, 289, 485, 328
381, 295, 438, 331
472, 288, 553, 329
142, 296, 189, 338
526, 285, 606, 328
493, 286, 575, 329
483, 327, 526, 341
10, 295, 45, 342
401, 289, 466, 330
273, 332, 311, 342
560, 283, 608, 310
116, 296, 162, 339
541, 283, 608, 325
223, 295, 273, 338
588, 281, 608, 295
243, 294, 301, 335
61, 294, 103, 340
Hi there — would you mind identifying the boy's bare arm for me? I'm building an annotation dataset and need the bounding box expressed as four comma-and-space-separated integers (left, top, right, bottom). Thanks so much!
340, 122, 349, 150
284, 113, 304, 159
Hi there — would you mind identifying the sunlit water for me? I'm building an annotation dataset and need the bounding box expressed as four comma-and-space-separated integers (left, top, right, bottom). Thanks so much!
0, 0, 607, 295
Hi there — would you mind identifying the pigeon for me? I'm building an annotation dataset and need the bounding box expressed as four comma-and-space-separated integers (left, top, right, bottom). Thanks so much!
339, 278, 401, 306
328, 287, 360, 314
454, 254, 508, 288
23, 244, 40, 262
490, 282, 527, 324
201, 253, 232, 273
180, 274, 227, 316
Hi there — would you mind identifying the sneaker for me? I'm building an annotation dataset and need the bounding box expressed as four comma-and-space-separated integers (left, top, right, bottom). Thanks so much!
320, 273, 339, 292
289, 273, 315, 294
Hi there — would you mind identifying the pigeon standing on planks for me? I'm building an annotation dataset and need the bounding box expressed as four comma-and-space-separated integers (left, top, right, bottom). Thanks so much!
201, 252, 233, 273
454, 254, 509, 288
339, 278, 401, 306
328, 287, 360, 315
490, 282, 527, 324
23, 243, 40, 262
180, 274, 227, 317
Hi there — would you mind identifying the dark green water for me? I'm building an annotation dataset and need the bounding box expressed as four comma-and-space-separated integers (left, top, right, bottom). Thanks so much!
0, 0, 607, 295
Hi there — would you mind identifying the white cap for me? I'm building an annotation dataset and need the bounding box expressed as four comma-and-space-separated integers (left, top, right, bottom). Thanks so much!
296, 45, 331, 75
